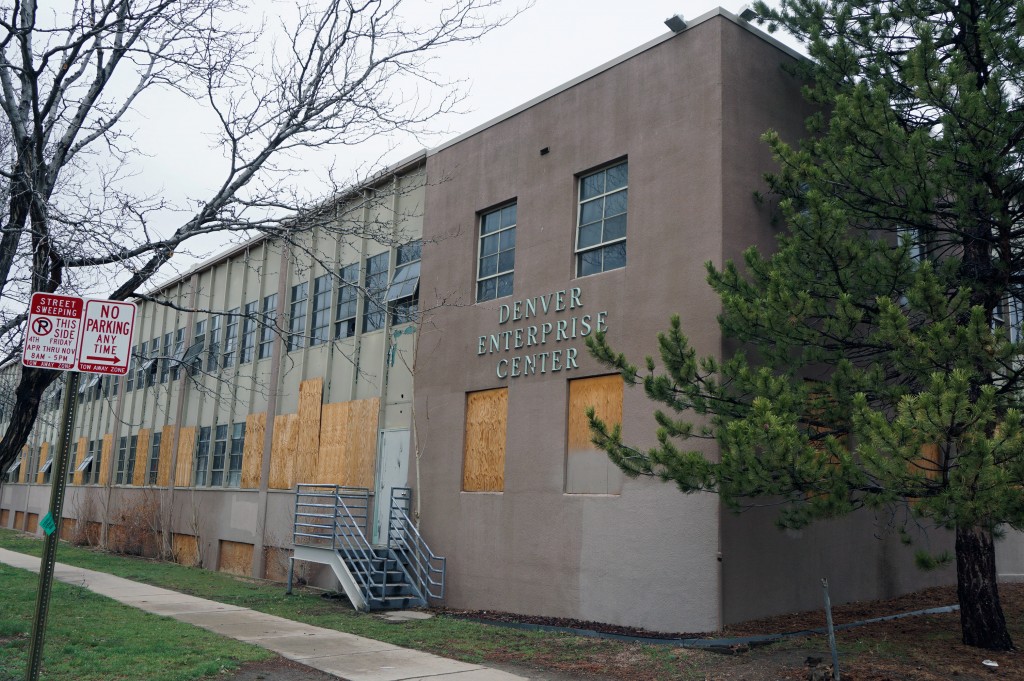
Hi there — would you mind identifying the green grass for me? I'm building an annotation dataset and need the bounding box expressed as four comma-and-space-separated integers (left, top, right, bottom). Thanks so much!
0, 562, 271, 681
0, 529, 714, 679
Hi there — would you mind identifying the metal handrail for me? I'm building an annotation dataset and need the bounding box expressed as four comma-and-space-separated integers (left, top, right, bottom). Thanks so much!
294, 484, 379, 604
387, 487, 446, 601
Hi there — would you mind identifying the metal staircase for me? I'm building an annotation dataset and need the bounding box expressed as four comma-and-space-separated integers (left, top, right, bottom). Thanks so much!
289, 484, 445, 611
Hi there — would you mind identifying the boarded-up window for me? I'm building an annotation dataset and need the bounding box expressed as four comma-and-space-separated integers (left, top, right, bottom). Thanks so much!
566, 374, 624, 495
462, 388, 507, 492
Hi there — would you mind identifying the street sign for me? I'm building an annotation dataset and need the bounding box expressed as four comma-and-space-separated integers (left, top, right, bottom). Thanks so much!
77, 299, 136, 375
22, 294, 85, 370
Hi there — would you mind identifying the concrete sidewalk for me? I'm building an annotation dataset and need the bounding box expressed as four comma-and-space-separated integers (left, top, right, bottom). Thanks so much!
0, 547, 527, 681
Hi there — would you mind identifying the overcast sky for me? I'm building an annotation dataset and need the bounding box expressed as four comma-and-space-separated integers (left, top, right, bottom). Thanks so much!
124, 0, 799, 278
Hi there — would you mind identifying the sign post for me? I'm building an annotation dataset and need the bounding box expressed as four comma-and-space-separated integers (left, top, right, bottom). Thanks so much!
20, 294, 135, 681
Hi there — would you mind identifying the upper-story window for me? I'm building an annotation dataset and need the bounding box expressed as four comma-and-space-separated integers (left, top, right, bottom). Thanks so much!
388, 240, 421, 324
576, 160, 627, 276
289, 281, 309, 351
335, 263, 359, 339
159, 332, 172, 383
258, 293, 277, 360
171, 328, 185, 380
477, 204, 516, 302
363, 252, 389, 332
223, 308, 239, 367
191, 320, 206, 375
240, 301, 257, 363
207, 316, 222, 371
310, 274, 332, 346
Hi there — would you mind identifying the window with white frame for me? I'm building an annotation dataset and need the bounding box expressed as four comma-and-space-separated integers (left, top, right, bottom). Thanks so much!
210, 424, 228, 486
126, 347, 137, 392
171, 328, 185, 380
289, 282, 309, 351
116, 436, 129, 484
116, 435, 137, 485
363, 253, 389, 332
227, 422, 245, 487
388, 240, 421, 324
223, 308, 239, 367
159, 332, 172, 383
335, 264, 359, 338
259, 294, 277, 359
311, 275, 332, 346
191, 320, 206, 375
194, 426, 211, 486
576, 160, 627, 276
477, 204, 516, 302
240, 301, 257, 363
148, 431, 162, 485
207, 316, 222, 371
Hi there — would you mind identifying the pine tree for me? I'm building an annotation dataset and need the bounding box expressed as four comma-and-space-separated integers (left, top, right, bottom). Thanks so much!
587, 0, 1024, 650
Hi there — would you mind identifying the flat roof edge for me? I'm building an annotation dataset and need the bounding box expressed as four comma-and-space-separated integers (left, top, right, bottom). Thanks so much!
427, 7, 805, 157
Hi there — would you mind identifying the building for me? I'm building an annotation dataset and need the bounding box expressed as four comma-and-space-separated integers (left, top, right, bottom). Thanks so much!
7, 7, 1010, 633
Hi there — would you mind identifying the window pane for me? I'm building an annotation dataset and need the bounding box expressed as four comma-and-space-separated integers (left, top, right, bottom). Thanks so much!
577, 223, 601, 249
603, 213, 627, 242
606, 162, 628, 191
496, 273, 514, 298
481, 233, 499, 256
477, 278, 496, 302
497, 249, 515, 272
499, 228, 516, 251
501, 204, 517, 228
479, 254, 498, 278
581, 173, 604, 200
604, 189, 627, 217
578, 250, 602, 277
580, 199, 603, 225
603, 242, 627, 271
481, 211, 502, 234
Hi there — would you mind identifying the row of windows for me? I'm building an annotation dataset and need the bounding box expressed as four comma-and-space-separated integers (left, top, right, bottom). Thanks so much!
476, 160, 627, 303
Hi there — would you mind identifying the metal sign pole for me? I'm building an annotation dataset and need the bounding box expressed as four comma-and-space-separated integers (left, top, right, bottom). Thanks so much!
25, 370, 80, 681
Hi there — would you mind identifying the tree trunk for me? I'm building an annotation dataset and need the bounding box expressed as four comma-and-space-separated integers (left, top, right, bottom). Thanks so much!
0, 367, 57, 472
956, 524, 1013, 650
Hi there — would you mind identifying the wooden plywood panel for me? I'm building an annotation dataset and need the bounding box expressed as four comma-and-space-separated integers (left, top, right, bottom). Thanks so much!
98, 434, 114, 486
157, 425, 176, 487
132, 429, 151, 487
14, 511, 25, 529
295, 378, 324, 484
917, 443, 941, 480
26, 513, 38, 534
174, 427, 196, 487
263, 546, 292, 582
36, 442, 49, 483
462, 388, 507, 492
172, 533, 200, 567
72, 437, 87, 485
566, 375, 624, 495
0, 509, 8, 527
346, 398, 379, 489
59, 517, 74, 541
568, 375, 623, 453
241, 413, 266, 489
316, 398, 379, 488
269, 414, 298, 490
17, 445, 27, 483
218, 540, 254, 576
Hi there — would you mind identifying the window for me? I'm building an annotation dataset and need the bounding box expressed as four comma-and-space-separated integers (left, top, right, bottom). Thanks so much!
388, 241, 421, 324
39, 456, 52, 484
335, 264, 359, 339
78, 439, 102, 485
5, 456, 20, 483
171, 328, 185, 380
363, 252, 389, 332
477, 204, 516, 302
310, 275, 332, 346
289, 282, 309, 351
566, 374, 625, 494
146, 337, 160, 386
240, 301, 257, 363
210, 424, 228, 486
227, 422, 245, 488
148, 431, 162, 485
207, 316, 222, 371
126, 347, 137, 392
191, 319, 206, 374
160, 332, 173, 383
115, 435, 138, 485
134, 341, 149, 390
223, 308, 240, 367
259, 294, 277, 359
576, 160, 627, 276
194, 426, 211, 486
462, 388, 507, 492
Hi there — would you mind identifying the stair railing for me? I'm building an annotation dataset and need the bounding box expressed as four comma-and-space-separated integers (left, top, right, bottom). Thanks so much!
387, 487, 446, 601
293, 484, 378, 603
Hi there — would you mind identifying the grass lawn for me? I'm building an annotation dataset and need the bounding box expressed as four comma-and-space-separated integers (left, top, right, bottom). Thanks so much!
0, 562, 271, 681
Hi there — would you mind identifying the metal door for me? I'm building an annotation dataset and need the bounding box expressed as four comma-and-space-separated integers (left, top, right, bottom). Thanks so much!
373, 429, 410, 544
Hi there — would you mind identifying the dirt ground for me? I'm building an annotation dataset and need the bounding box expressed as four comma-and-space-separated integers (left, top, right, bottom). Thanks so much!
221, 584, 1024, 681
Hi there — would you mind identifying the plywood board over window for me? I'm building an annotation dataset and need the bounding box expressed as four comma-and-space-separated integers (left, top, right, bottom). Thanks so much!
462, 388, 507, 492
17, 445, 27, 483
218, 540, 254, 576
174, 427, 197, 487
269, 414, 298, 490
72, 437, 87, 486
241, 413, 266, 489
295, 378, 324, 485
132, 429, 151, 487
36, 442, 49, 483
157, 425, 176, 487
566, 374, 624, 495
98, 434, 114, 486
316, 398, 380, 488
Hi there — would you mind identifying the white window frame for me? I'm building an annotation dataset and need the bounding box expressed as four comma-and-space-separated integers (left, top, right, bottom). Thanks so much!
575, 160, 628, 277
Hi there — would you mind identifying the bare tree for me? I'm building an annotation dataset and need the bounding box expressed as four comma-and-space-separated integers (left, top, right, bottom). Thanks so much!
0, 0, 519, 472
